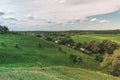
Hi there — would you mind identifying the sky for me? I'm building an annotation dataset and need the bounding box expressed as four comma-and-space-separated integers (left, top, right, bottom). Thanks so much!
0, 0, 120, 31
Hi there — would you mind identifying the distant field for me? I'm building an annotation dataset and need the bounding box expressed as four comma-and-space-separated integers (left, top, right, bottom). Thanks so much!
71, 34, 120, 43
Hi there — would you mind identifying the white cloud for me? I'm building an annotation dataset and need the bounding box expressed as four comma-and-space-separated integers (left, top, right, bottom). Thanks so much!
99, 19, 109, 23
90, 18, 97, 22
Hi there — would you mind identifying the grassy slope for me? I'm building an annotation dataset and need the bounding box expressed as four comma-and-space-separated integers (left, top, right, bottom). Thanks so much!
71, 34, 120, 43
0, 67, 119, 80
0, 34, 119, 80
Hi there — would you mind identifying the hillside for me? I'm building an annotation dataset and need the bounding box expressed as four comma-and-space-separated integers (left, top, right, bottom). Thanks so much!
0, 34, 119, 80
0, 66, 119, 80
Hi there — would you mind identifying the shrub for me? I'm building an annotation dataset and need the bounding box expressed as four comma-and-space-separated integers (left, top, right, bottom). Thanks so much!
15, 44, 21, 49
38, 43, 42, 48
77, 57, 83, 63
70, 54, 77, 64
36, 34, 42, 37
70, 54, 82, 64
95, 54, 103, 62
46, 36, 53, 41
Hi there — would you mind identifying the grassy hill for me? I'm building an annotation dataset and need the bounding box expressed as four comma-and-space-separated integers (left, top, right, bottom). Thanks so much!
0, 34, 119, 80
71, 34, 120, 43
0, 66, 119, 80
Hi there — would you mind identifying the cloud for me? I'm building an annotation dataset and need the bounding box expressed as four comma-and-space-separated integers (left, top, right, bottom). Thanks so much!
0, 11, 5, 16
99, 19, 109, 23
0, 0, 120, 30
90, 18, 97, 22
5, 17, 18, 21
26, 15, 35, 20
3, 16, 18, 21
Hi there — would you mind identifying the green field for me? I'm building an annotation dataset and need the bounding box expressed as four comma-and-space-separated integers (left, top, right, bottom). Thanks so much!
0, 34, 119, 80
71, 34, 120, 43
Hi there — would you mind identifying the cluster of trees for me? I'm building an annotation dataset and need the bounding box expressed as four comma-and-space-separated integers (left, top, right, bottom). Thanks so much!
70, 54, 82, 64
58, 37, 119, 55
86, 40, 119, 54
100, 49, 120, 77
59, 38, 75, 47
0, 25, 9, 33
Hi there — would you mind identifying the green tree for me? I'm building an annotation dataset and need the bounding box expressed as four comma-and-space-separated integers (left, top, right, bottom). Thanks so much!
0, 25, 9, 33
87, 40, 101, 53
100, 49, 120, 76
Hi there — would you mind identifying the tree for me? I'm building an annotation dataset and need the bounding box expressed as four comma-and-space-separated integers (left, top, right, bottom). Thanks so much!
0, 25, 9, 33
95, 54, 103, 62
87, 40, 101, 53
59, 38, 75, 47
70, 54, 77, 64
100, 40, 119, 54
100, 49, 120, 76
75, 42, 82, 50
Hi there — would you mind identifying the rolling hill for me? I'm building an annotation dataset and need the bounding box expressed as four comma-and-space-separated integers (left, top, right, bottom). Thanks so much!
0, 34, 119, 80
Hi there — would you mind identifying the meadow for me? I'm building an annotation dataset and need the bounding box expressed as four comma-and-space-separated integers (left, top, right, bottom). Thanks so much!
71, 34, 120, 43
0, 33, 119, 80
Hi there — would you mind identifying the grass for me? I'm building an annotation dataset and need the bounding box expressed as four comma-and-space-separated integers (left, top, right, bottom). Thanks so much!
0, 34, 99, 70
0, 66, 119, 80
71, 34, 120, 43
0, 34, 119, 80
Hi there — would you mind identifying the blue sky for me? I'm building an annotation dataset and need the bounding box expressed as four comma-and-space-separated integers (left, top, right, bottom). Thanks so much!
0, 0, 120, 31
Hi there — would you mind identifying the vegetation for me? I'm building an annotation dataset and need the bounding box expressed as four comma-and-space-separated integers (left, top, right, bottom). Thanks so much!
0, 25, 9, 33
0, 28, 120, 79
101, 49, 120, 77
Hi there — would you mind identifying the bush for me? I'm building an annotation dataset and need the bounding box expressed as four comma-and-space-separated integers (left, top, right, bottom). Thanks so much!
70, 54, 77, 64
95, 54, 103, 62
38, 43, 42, 48
46, 36, 53, 41
70, 54, 82, 64
36, 34, 42, 37
58, 47, 62, 51
15, 44, 21, 49
77, 57, 83, 63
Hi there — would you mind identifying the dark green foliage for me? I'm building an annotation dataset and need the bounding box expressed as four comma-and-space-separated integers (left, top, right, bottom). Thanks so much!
85, 40, 119, 54
101, 49, 120, 77
0, 25, 9, 33
77, 57, 83, 63
100, 40, 119, 54
15, 44, 21, 49
46, 36, 53, 41
87, 40, 101, 53
36, 34, 42, 37
58, 47, 62, 51
70, 54, 82, 64
95, 54, 103, 62
74, 42, 82, 50
70, 54, 77, 64
38, 43, 42, 48
59, 38, 75, 47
